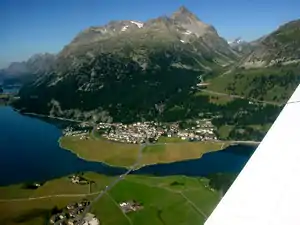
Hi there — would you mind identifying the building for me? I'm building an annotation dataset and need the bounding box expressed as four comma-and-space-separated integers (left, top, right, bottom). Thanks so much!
83, 213, 100, 225
119, 201, 143, 213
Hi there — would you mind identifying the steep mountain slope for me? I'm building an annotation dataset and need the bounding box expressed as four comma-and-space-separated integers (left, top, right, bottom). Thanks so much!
13, 6, 238, 122
208, 20, 300, 104
242, 19, 300, 68
57, 7, 237, 69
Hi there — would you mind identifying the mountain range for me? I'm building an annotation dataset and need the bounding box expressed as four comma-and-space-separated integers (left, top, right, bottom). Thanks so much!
242, 20, 300, 67
209, 19, 300, 103
8, 6, 300, 122
228, 38, 256, 55
0, 53, 56, 85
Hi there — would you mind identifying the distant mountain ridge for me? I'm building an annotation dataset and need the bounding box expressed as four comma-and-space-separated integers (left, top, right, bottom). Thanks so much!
58, 6, 237, 67
228, 37, 244, 46
242, 19, 300, 68
227, 37, 257, 56
0, 53, 56, 84
208, 19, 300, 104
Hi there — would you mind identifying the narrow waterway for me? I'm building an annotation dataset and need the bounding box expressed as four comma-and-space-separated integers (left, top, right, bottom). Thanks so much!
0, 106, 256, 186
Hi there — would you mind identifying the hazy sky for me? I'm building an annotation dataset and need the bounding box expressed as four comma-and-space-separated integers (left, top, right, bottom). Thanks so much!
1, 0, 299, 68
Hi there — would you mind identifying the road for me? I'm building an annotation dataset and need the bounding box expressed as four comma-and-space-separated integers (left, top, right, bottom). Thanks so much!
0, 139, 147, 222
229, 140, 260, 145
90, 126, 259, 151
78, 140, 146, 222
201, 89, 283, 106
21, 112, 86, 123
0, 137, 260, 225
0, 193, 102, 202
212, 139, 260, 146
0, 139, 258, 200
180, 192, 208, 219
78, 139, 179, 222
1, 140, 145, 225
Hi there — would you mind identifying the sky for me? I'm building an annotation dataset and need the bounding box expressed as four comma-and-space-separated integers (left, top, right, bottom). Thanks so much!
0, 0, 300, 68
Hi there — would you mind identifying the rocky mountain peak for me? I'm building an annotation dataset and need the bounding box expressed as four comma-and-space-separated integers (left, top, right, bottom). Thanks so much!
170, 6, 216, 37
175, 6, 194, 16
171, 6, 198, 22
63, 6, 220, 57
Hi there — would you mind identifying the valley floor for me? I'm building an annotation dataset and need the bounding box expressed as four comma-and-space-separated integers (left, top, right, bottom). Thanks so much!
0, 172, 221, 225
59, 135, 229, 168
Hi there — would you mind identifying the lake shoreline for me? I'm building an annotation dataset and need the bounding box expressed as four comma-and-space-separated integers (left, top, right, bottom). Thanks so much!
1, 106, 256, 186
13, 107, 261, 147
59, 134, 233, 169
57, 137, 132, 169
58, 136, 207, 171
13, 109, 85, 123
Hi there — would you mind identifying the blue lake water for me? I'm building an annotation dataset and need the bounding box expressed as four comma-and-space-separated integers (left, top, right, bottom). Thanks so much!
0, 106, 256, 186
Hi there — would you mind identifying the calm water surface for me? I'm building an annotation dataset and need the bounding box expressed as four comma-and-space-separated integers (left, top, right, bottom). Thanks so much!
0, 106, 126, 186
0, 106, 256, 186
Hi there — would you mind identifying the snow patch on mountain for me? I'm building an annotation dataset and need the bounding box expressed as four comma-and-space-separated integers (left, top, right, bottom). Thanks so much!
183, 30, 192, 35
121, 25, 129, 31
130, 21, 144, 28
228, 37, 244, 46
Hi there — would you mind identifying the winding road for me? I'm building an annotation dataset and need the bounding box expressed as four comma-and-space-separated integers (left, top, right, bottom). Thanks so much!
201, 89, 283, 106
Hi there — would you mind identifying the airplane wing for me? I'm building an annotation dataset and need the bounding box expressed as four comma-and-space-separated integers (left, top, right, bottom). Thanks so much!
205, 85, 300, 225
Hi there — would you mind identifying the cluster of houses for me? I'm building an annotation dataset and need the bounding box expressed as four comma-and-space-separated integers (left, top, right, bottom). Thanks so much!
98, 120, 217, 143
49, 200, 99, 225
69, 175, 89, 185
63, 119, 218, 143
119, 200, 143, 213
176, 120, 217, 141
63, 126, 89, 137
99, 122, 162, 144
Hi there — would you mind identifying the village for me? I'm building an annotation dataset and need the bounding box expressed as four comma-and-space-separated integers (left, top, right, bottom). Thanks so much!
49, 174, 143, 225
62, 119, 218, 144
49, 199, 98, 225
49, 198, 143, 225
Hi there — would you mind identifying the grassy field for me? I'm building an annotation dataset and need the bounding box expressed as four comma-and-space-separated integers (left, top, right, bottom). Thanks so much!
157, 136, 187, 143
247, 124, 272, 133
216, 124, 272, 140
59, 137, 140, 167
0, 173, 221, 225
60, 136, 229, 167
0, 184, 36, 200
140, 142, 228, 167
217, 125, 235, 139
194, 91, 233, 105
207, 65, 300, 104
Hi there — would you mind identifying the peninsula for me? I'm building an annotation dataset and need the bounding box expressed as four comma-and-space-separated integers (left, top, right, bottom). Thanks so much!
59, 119, 232, 167
59, 135, 229, 167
